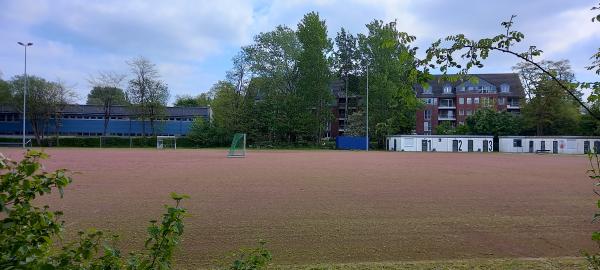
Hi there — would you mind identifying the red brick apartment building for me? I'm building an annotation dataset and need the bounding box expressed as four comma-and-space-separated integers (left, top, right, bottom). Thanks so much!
415, 73, 525, 135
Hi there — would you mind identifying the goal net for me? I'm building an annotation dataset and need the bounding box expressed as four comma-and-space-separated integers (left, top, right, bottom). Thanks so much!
157, 136, 177, 149
227, 133, 246, 158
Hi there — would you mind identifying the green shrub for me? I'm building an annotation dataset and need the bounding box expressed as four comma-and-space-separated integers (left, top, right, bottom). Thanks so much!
229, 241, 272, 270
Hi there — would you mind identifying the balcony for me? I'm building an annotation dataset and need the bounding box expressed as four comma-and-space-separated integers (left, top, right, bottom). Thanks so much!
507, 102, 520, 109
438, 99, 456, 109
438, 113, 456, 120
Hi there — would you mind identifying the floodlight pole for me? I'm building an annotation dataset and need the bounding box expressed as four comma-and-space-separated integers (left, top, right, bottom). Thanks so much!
365, 59, 369, 152
18, 42, 33, 148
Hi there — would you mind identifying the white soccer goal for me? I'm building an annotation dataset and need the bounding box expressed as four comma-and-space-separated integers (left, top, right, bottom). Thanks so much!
157, 136, 177, 149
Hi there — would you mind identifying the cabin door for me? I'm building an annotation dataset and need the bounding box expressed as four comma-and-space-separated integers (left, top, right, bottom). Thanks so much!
529, 141, 534, 153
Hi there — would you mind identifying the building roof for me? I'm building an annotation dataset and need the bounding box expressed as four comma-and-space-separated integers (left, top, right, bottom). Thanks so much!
499, 136, 600, 139
0, 104, 210, 117
388, 134, 494, 138
415, 73, 525, 97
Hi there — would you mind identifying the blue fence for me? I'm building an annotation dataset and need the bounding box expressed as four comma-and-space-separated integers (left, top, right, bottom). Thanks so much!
336, 136, 367, 150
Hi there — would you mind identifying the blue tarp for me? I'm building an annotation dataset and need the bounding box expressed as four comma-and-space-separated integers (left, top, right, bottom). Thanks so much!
336, 136, 367, 150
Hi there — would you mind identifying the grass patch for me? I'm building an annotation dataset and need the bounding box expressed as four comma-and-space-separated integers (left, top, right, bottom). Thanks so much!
269, 257, 587, 270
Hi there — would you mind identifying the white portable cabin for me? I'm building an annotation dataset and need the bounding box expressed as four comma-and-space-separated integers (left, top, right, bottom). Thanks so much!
387, 135, 494, 152
498, 136, 600, 154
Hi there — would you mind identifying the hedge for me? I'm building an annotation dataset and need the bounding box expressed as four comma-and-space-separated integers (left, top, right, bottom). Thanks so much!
0, 136, 336, 149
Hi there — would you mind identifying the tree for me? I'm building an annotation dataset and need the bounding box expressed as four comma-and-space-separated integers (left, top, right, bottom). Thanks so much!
226, 52, 251, 95
146, 80, 170, 136
10, 76, 75, 145
435, 121, 455, 135
187, 117, 228, 147
0, 78, 10, 104
87, 71, 126, 89
48, 80, 77, 141
210, 81, 243, 136
514, 60, 581, 135
174, 93, 211, 107
464, 108, 522, 136
345, 111, 366, 136
296, 11, 333, 143
243, 25, 305, 143
357, 20, 424, 147
333, 28, 359, 125
87, 86, 127, 135
126, 56, 170, 136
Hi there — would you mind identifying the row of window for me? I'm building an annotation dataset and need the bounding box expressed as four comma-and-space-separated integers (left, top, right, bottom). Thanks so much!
423, 83, 511, 94
423, 97, 519, 106
59, 115, 197, 121
422, 108, 484, 120
0, 114, 198, 122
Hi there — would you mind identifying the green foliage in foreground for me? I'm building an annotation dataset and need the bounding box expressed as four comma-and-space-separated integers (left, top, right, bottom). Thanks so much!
0, 150, 272, 269
586, 151, 600, 269
0, 150, 189, 269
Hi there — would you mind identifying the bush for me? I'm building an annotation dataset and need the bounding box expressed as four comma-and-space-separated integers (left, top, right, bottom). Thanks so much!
229, 241, 272, 270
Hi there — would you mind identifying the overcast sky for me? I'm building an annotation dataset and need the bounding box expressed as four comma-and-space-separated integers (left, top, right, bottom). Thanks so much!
1, 0, 599, 104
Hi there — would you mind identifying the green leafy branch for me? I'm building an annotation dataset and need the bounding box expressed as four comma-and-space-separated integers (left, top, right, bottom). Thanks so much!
419, 14, 600, 120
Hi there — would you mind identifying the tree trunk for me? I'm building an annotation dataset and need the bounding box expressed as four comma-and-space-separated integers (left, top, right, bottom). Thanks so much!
103, 103, 111, 136
30, 118, 42, 146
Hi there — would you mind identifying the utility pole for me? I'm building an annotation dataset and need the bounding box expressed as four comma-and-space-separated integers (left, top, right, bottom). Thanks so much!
17, 42, 33, 148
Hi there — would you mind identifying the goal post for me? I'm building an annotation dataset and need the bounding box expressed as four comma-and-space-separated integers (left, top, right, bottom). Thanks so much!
157, 136, 177, 149
227, 133, 246, 158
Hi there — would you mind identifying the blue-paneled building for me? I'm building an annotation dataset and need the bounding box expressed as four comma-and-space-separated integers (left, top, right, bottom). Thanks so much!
0, 104, 211, 137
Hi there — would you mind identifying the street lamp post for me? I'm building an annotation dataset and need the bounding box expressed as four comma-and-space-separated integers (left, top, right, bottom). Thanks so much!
365, 60, 369, 152
18, 42, 33, 148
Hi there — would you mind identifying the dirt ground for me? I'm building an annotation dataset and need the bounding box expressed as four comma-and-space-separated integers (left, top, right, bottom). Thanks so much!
1, 148, 597, 268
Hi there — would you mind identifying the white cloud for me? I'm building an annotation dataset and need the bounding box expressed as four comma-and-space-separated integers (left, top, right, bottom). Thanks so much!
532, 7, 600, 56
1, 0, 598, 103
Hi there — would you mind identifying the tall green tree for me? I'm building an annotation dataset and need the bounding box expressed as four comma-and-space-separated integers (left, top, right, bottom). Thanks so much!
87, 86, 127, 135
357, 20, 423, 147
514, 60, 581, 135
333, 28, 359, 125
209, 81, 243, 136
297, 12, 333, 143
243, 25, 305, 143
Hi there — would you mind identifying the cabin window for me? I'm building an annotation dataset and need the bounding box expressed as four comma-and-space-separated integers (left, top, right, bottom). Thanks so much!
513, 139, 522, 147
